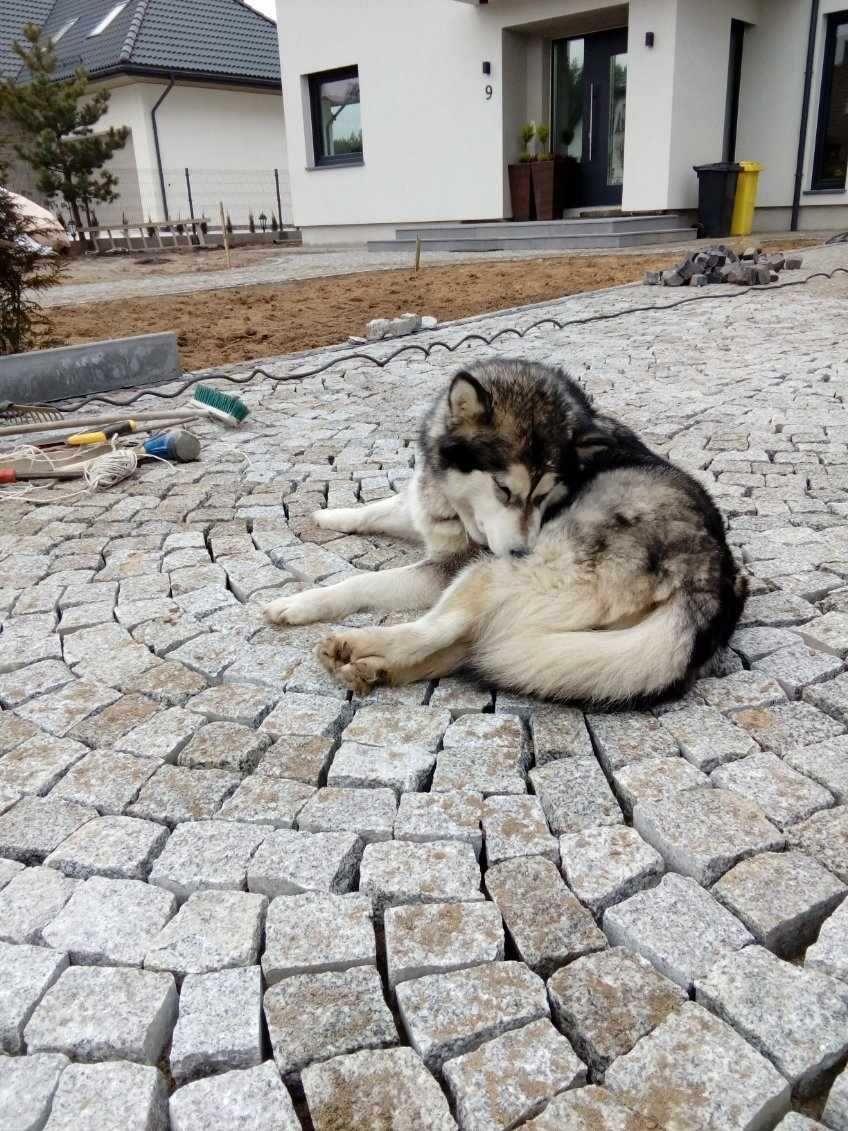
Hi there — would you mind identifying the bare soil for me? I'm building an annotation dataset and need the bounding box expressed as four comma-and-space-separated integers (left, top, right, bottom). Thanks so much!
61, 242, 289, 284
48, 241, 818, 371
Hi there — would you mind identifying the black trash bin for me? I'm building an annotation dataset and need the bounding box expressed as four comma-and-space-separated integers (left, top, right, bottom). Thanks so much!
693, 162, 741, 238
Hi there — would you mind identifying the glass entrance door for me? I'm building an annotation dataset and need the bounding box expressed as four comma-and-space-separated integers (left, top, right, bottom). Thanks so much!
552, 27, 628, 207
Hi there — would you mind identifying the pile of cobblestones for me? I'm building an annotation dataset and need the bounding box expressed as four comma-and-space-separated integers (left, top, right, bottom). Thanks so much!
646, 245, 804, 288
1, 244, 848, 1130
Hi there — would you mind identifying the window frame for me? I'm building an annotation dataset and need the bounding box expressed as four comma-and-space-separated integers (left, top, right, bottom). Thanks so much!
51, 16, 79, 44
812, 9, 848, 191
308, 64, 363, 168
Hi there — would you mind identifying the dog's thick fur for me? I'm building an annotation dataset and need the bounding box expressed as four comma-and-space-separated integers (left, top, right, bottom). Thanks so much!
265, 359, 747, 707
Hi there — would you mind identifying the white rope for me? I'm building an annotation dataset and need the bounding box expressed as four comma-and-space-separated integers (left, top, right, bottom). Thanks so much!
0, 443, 141, 502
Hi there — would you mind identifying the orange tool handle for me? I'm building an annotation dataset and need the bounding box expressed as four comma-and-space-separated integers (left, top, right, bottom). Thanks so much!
0, 469, 17, 484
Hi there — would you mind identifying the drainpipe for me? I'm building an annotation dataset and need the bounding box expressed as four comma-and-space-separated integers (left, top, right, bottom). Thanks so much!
791, 0, 819, 231
151, 76, 175, 221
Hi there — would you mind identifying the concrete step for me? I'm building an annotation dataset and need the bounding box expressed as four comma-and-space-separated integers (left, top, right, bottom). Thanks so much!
367, 227, 698, 254
392, 214, 689, 240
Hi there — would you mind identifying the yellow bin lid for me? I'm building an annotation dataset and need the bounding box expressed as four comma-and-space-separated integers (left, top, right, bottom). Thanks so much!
737, 161, 763, 172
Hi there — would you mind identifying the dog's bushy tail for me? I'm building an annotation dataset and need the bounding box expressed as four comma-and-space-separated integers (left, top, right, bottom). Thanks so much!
473, 596, 695, 707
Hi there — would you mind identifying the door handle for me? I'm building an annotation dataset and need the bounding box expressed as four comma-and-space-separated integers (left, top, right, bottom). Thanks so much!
588, 81, 596, 160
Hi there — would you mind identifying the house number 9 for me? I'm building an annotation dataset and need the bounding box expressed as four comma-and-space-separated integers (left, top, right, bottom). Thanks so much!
485, 84, 493, 99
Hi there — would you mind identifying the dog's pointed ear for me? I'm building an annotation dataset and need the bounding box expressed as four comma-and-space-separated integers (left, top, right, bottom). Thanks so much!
448, 372, 491, 425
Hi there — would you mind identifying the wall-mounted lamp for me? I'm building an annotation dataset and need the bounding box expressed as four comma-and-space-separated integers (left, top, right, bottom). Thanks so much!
645, 31, 655, 47
482, 61, 491, 75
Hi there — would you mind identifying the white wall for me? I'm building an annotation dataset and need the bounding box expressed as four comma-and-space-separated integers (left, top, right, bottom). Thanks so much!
91, 79, 288, 225
277, 0, 624, 237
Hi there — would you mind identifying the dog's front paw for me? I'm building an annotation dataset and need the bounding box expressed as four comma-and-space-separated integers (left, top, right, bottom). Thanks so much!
264, 589, 329, 626
317, 632, 389, 694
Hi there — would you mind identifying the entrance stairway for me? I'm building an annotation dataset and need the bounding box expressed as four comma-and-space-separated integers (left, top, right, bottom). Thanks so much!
367, 213, 697, 253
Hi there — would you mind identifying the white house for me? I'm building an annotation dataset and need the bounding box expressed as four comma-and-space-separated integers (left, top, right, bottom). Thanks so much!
276, 0, 848, 244
2, 0, 290, 227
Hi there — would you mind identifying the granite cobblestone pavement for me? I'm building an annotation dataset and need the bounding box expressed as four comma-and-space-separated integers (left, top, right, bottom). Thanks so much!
3, 243, 848, 1128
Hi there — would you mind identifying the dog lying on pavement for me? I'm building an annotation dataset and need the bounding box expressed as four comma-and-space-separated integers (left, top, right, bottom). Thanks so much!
265, 359, 746, 706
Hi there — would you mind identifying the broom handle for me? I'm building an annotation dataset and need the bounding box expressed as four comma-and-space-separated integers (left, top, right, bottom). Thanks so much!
0, 411, 199, 439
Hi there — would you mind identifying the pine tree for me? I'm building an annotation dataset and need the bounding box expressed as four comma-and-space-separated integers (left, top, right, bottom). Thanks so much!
0, 187, 63, 354
0, 24, 129, 235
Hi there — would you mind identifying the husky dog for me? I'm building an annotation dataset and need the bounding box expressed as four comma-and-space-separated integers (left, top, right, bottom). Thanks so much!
265, 359, 746, 706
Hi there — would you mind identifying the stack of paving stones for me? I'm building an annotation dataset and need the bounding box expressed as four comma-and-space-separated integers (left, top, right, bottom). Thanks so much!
2, 242, 848, 1129
645, 245, 803, 288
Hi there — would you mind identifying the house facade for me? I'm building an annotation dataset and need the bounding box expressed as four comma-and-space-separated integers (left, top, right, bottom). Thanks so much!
2, 0, 290, 227
277, 0, 848, 243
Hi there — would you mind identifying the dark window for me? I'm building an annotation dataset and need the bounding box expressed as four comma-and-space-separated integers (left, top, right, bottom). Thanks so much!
813, 11, 848, 189
308, 65, 363, 166
723, 19, 746, 162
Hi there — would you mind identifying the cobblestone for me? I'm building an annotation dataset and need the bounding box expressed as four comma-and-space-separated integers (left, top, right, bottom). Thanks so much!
44, 815, 168, 881
262, 892, 375, 982
711, 751, 835, 828
359, 840, 483, 917
169, 965, 263, 1081
169, 1061, 300, 1131
144, 889, 267, 978
0, 1051, 68, 1131
559, 826, 664, 916
806, 896, 848, 983
482, 794, 559, 865
384, 900, 504, 989
695, 944, 848, 1097
396, 960, 549, 1072
147, 820, 264, 898
264, 965, 398, 1082
394, 789, 483, 855
485, 855, 606, 977
529, 756, 623, 834
24, 964, 177, 1065
0, 865, 79, 944
603, 873, 753, 990
247, 828, 362, 896
547, 946, 685, 1077
46, 1060, 168, 1131
0, 940, 68, 1053
302, 1047, 456, 1131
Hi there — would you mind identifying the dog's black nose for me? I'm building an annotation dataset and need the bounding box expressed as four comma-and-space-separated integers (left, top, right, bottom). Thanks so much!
510, 548, 530, 558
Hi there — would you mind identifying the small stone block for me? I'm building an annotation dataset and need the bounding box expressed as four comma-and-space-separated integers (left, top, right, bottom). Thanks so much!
46, 1060, 168, 1131
485, 855, 606, 977
0, 864, 79, 944
218, 775, 315, 828
0, 939, 68, 1053
521, 1085, 661, 1130
144, 889, 267, 978
0, 1051, 69, 1131
264, 965, 398, 1082
384, 900, 505, 989
586, 712, 678, 772
169, 1061, 300, 1131
789, 805, 848, 883
731, 701, 845, 755
147, 820, 265, 899
42, 875, 177, 967
444, 1018, 586, 1130
396, 960, 549, 1073
633, 787, 784, 885
603, 873, 753, 991
431, 747, 526, 796
530, 703, 593, 763
394, 789, 483, 856
296, 786, 397, 842
482, 794, 558, 865
126, 764, 240, 827
560, 825, 664, 916
24, 964, 177, 1065
604, 1002, 790, 1128
48, 749, 157, 816
695, 944, 848, 1097
247, 828, 362, 897
711, 751, 835, 828
359, 840, 483, 918
169, 966, 263, 1082
806, 896, 848, 982
659, 704, 755, 772
712, 850, 846, 956
612, 756, 709, 816
262, 892, 375, 984
529, 756, 623, 835
0, 796, 96, 864
327, 740, 435, 795
302, 1047, 456, 1131
547, 946, 685, 1076
176, 721, 270, 775
342, 704, 450, 752
44, 815, 168, 881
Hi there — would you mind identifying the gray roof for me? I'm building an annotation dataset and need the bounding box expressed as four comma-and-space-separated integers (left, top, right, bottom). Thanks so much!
2, 0, 280, 86
1, 0, 55, 79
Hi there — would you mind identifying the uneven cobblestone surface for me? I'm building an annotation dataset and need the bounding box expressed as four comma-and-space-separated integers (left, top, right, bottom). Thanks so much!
3, 243, 848, 1125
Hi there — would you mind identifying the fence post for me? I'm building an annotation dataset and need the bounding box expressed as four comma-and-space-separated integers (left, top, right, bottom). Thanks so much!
185, 168, 196, 235
274, 168, 283, 229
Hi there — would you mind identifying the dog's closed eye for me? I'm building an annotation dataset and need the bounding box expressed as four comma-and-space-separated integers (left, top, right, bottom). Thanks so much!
494, 482, 512, 503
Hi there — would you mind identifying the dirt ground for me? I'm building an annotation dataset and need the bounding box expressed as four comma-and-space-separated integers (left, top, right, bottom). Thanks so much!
61, 242, 291, 283
48, 240, 819, 371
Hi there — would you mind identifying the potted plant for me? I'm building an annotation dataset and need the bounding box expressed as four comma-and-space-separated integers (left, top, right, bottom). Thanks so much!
508, 123, 536, 222
530, 124, 557, 221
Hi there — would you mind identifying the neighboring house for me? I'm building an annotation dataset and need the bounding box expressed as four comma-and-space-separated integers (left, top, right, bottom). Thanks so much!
2, 0, 289, 226
277, 0, 848, 244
